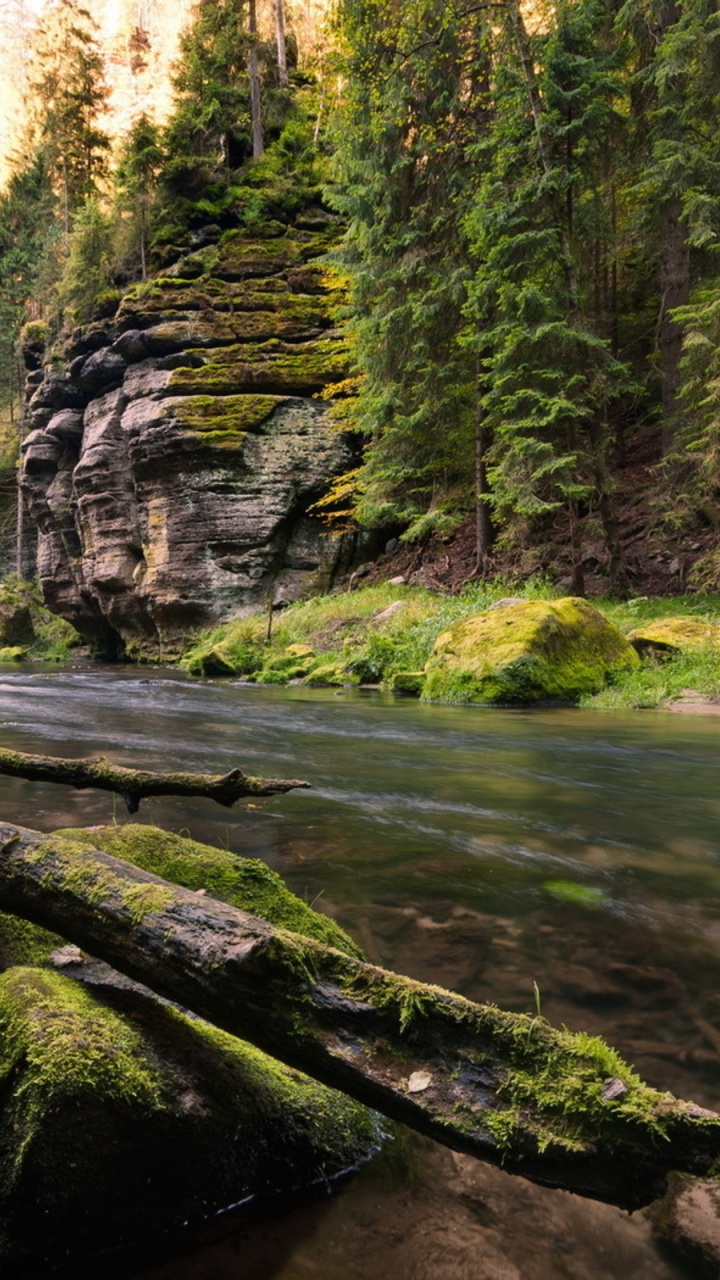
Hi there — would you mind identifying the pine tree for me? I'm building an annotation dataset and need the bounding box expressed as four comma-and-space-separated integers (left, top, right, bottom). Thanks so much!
465, 0, 634, 592
330, 0, 488, 542
27, 0, 110, 228
114, 114, 164, 281
620, 0, 720, 452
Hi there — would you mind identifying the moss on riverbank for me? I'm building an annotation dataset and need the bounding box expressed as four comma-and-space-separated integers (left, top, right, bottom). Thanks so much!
181, 580, 720, 710
0, 579, 78, 664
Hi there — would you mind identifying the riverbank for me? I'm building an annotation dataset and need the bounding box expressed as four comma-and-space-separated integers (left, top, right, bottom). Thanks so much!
182, 580, 720, 712
2, 571, 719, 712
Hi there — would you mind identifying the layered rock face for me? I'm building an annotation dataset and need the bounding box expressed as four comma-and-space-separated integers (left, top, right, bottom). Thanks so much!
21, 224, 355, 658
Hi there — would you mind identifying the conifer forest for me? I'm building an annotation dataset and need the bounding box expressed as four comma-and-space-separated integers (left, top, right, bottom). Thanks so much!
0, 0, 719, 593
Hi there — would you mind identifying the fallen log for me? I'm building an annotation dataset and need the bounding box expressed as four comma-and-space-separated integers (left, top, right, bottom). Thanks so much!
0, 748, 309, 812
0, 821, 717, 1211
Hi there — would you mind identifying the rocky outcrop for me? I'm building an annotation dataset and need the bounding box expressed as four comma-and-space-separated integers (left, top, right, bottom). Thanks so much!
423, 597, 640, 704
21, 224, 357, 658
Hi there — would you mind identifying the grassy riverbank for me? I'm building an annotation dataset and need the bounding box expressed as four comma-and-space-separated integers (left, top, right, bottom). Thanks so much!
182, 581, 720, 711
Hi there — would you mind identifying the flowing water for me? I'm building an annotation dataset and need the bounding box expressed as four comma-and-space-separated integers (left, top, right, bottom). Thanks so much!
0, 668, 718, 1279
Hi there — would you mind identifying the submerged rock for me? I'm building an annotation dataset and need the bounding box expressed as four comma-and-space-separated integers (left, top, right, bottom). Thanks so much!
423, 597, 639, 704
648, 1174, 720, 1278
627, 616, 720, 655
20, 227, 360, 660
0, 825, 377, 1276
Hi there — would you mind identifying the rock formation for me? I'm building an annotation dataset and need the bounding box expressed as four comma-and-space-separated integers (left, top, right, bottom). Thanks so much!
21, 222, 357, 659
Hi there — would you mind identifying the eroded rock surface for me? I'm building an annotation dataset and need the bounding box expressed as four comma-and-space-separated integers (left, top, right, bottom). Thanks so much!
21, 225, 356, 658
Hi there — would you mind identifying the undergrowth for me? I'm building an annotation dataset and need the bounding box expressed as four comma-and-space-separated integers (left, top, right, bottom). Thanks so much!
182, 579, 720, 710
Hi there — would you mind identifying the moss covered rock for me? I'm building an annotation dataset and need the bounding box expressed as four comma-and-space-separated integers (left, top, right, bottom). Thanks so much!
0, 966, 378, 1277
0, 825, 376, 1274
388, 671, 425, 696
423, 597, 640, 705
21, 223, 355, 660
627, 616, 720, 656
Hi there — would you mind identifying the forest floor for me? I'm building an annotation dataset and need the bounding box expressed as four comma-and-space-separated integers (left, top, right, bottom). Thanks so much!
359, 427, 718, 599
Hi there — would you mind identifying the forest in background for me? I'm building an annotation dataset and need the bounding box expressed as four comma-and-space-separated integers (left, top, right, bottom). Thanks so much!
0, 0, 719, 595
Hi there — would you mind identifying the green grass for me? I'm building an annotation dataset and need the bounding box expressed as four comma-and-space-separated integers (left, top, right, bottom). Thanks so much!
181, 576, 560, 685
182, 580, 720, 710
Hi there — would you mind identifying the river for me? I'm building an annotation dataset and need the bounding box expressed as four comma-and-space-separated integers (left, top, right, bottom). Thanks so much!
1, 668, 718, 1279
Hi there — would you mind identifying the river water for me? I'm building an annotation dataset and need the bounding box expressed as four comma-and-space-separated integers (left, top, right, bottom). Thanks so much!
0, 668, 718, 1279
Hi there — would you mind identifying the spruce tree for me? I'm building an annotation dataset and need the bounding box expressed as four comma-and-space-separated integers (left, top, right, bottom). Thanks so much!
27, 0, 110, 228
465, 0, 633, 592
330, 0, 488, 542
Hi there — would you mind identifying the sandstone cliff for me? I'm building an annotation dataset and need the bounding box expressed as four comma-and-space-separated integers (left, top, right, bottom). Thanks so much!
21, 222, 357, 659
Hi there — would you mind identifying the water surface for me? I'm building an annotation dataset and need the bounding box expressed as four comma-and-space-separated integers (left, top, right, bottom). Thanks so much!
0, 669, 717, 1278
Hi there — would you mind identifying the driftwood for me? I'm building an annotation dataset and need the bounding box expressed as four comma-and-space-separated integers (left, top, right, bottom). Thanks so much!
0, 822, 718, 1211
0, 748, 309, 813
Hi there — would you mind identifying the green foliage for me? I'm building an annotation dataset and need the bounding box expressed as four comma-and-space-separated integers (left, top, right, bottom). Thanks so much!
27, 0, 110, 220
328, 0, 485, 534
466, 0, 634, 545
112, 114, 165, 281
57, 199, 114, 323
159, 0, 296, 227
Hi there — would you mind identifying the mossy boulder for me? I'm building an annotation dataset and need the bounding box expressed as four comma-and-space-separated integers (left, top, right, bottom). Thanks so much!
0, 826, 376, 1274
0, 967, 378, 1277
0, 604, 34, 647
0, 648, 25, 663
304, 661, 349, 687
423, 597, 640, 705
627, 616, 720, 656
388, 671, 425, 696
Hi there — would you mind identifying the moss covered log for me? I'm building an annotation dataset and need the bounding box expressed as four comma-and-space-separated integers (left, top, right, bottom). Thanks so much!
0, 823, 717, 1210
0, 748, 309, 813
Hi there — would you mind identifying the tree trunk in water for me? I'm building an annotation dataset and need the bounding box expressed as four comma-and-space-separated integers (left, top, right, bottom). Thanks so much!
248, 0, 265, 158
275, 0, 289, 89
0, 748, 309, 813
0, 823, 717, 1211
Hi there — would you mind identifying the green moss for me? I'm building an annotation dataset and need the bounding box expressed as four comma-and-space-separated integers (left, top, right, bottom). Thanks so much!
0, 971, 165, 1169
168, 336, 346, 396
0, 648, 24, 662
0, 578, 80, 662
423, 598, 640, 704
170, 393, 287, 443
0, 914, 65, 970
53, 825, 362, 959
627, 616, 720, 654
0, 965, 379, 1273
388, 671, 425, 696
303, 661, 351, 687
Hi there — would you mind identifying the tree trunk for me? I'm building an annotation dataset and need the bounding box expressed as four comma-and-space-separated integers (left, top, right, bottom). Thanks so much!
474, 370, 493, 575
659, 195, 690, 453
0, 823, 717, 1211
0, 748, 309, 813
248, 0, 265, 158
275, 0, 289, 89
